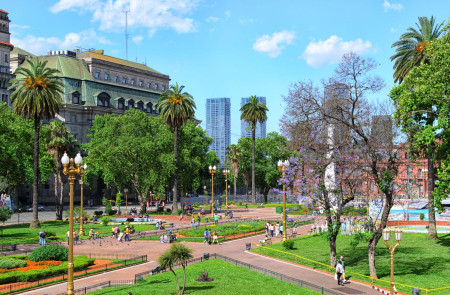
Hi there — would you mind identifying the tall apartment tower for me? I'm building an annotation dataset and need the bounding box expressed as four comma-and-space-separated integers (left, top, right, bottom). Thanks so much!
206, 98, 231, 168
240, 96, 267, 138
0, 9, 14, 105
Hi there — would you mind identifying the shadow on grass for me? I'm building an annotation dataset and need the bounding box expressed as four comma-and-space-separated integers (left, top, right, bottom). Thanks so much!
145, 279, 172, 285
184, 285, 214, 291
437, 234, 450, 247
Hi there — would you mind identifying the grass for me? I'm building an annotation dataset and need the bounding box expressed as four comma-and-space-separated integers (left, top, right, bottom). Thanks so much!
178, 220, 266, 237
252, 233, 450, 294
0, 221, 155, 245
88, 259, 319, 295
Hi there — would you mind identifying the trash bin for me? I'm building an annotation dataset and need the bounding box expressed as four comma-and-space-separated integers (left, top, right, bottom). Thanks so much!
411, 288, 421, 295
11, 244, 16, 251
203, 253, 210, 260
246, 243, 251, 250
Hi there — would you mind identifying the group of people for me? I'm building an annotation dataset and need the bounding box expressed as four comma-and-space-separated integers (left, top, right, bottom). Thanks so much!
203, 229, 219, 245
111, 225, 134, 242
335, 256, 347, 286
67, 231, 79, 245
265, 222, 284, 237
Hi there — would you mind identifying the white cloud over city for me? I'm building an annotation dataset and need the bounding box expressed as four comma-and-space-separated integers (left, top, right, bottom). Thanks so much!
252, 30, 295, 58
301, 35, 372, 68
11, 29, 110, 55
50, 0, 198, 36
383, 0, 404, 12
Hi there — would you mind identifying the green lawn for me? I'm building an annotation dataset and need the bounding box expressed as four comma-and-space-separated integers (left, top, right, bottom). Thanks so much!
89, 259, 319, 295
179, 220, 266, 237
252, 233, 450, 294
0, 221, 155, 245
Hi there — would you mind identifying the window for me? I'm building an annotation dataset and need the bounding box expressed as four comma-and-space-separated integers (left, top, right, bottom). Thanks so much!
131, 79, 135, 85
97, 92, 111, 107
147, 82, 151, 88
154, 83, 158, 90
117, 98, 125, 110
114, 76, 119, 82
128, 99, 135, 109
162, 85, 166, 91
105, 74, 109, 80
418, 169, 423, 177
95, 72, 100, 78
71, 115, 77, 123
4, 54, 7, 63
137, 101, 144, 111
122, 78, 127, 84
146, 102, 153, 113
1, 94, 8, 103
74, 81, 80, 87
71, 91, 80, 104
139, 81, 144, 87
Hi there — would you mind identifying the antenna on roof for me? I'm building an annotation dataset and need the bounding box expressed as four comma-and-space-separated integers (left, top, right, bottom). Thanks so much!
123, 3, 130, 60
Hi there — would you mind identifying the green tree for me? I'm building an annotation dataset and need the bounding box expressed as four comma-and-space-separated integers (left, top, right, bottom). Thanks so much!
41, 121, 77, 220
158, 83, 196, 214
240, 95, 268, 204
0, 206, 13, 226
391, 21, 450, 240
83, 109, 175, 213
115, 192, 122, 214
9, 58, 64, 228
226, 144, 242, 199
391, 16, 443, 84
157, 243, 193, 295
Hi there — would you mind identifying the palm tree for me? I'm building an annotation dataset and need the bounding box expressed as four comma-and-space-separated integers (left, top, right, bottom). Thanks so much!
42, 121, 77, 220
391, 16, 443, 84
158, 243, 193, 295
9, 58, 63, 228
240, 96, 268, 205
158, 83, 196, 214
391, 16, 443, 240
226, 144, 241, 199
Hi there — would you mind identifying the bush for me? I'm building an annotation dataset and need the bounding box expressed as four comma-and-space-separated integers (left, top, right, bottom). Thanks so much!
29, 244, 68, 262
0, 257, 27, 269
420, 213, 425, 221
228, 201, 235, 205
238, 201, 243, 206
107, 209, 117, 216
156, 206, 164, 212
45, 231, 57, 241
193, 202, 200, 207
101, 217, 109, 226
94, 211, 103, 216
282, 239, 295, 250
177, 209, 183, 215
166, 208, 172, 213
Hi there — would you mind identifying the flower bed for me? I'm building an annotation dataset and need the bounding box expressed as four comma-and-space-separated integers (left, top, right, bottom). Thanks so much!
0, 260, 62, 274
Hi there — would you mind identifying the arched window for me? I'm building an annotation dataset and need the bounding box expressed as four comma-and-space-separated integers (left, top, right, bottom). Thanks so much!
137, 101, 144, 111
117, 98, 125, 110
70, 91, 81, 104
146, 102, 153, 113
127, 99, 135, 109
97, 92, 111, 107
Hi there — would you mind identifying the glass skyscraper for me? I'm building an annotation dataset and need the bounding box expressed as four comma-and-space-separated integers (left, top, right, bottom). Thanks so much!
206, 98, 231, 168
240, 96, 267, 139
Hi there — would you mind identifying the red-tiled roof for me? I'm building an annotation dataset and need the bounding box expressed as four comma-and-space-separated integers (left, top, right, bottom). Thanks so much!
0, 40, 13, 48
0, 9, 8, 14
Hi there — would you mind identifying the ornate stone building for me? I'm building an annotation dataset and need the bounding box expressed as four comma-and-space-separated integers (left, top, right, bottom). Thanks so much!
0, 9, 13, 104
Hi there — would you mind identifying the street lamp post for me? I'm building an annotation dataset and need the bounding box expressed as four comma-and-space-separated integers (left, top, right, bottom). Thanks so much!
209, 165, 216, 218
61, 152, 83, 295
124, 188, 128, 214
223, 168, 229, 207
383, 228, 403, 295
79, 163, 87, 236
277, 160, 289, 241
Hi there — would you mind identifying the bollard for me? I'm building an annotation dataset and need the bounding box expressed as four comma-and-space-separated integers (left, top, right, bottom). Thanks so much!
411, 288, 421, 295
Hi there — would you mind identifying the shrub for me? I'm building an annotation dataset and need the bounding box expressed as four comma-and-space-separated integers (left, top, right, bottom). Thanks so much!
193, 202, 200, 207
94, 211, 103, 216
228, 201, 235, 205
107, 209, 117, 216
420, 213, 425, 221
45, 232, 57, 241
282, 239, 295, 250
166, 208, 172, 213
238, 201, 243, 206
177, 209, 183, 215
0, 257, 27, 269
196, 269, 213, 282
101, 217, 109, 226
156, 206, 164, 212
29, 244, 68, 262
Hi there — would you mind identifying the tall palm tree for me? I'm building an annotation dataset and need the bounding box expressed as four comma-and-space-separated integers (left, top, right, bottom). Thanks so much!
390, 16, 443, 84
240, 96, 268, 205
391, 16, 443, 240
226, 144, 241, 199
9, 58, 63, 228
43, 121, 77, 220
158, 83, 196, 214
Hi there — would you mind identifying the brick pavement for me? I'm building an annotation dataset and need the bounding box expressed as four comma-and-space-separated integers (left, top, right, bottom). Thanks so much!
16, 208, 387, 295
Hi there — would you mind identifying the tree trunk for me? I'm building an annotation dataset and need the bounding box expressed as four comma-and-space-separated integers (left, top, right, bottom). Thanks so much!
251, 127, 256, 205
170, 267, 180, 293
30, 116, 40, 229
172, 126, 179, 214
181, 265, 186, 295
55, 173, 64, 220
329, 238, 337, 268
368, 240, 377, 279
233, 174, 237, 199
427, 149, 438, 240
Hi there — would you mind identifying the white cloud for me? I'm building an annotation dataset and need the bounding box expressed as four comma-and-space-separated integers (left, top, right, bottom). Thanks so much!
206, 16, 220, 23
224, 10, 231, 18
10, 24, 30, 29
383, 0, 404, 12
206, 10, 231, 23
301, 35, 372, 68
11, 29, 110, 55
50, 0, 197, 36
252, 30, 295, 58
239, 18, 254, 25
132, 35, 143, 44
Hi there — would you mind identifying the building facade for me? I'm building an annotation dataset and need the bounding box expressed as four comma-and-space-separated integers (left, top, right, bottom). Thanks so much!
240, 96, 266, 138
206, 97, 231, 167
0, 9, 13, 105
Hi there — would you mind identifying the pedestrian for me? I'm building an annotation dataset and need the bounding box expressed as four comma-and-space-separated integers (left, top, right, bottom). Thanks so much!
339, 256, 347, 282
124, 226, 130, 241
214, 213, 218, 225
191, 217, 195, 228
89, 229, 95, 240
197, 215, 201, 227
73, 231, 78, 245
245, 203, 248, 211
207, 229, 212, 244
114, 226, 119, 240
275, 223, 280, 237
269, 223, 274, 237
212, 230, 218, 244
265, 222, 270, 234
280, 224, 283, 236
39, 230, 44, 245
67, 231, 70, 245
336, 260, 344, 286
203, 229, 208, 244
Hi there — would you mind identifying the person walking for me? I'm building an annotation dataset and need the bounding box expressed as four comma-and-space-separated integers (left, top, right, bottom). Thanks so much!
280, 224, 283, 236
203, 229, 208, 244
124, 226, 130, 242
269, 223, 274, 237
114, 226, 119, 240
39, 230, 46, 246
265, 222, 270, 235
191, 217, 195, 228
197, 215, 201, 227
207, 229, 212, 245
212, 230, 218, 244
336, 260, 344, 286
339, 256, 347, 282
245, 203, 248, 211
214, 213, 218, 225
39, 230, 44, 245
275, 223, 280, 237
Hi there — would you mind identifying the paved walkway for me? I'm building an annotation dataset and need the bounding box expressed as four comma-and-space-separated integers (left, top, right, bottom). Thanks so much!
16, 208, 386, 295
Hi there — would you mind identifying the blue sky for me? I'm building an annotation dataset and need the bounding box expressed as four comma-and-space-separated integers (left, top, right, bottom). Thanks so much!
3, 0, 449, 143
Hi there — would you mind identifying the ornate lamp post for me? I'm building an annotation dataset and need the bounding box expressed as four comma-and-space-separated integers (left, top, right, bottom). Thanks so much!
277, 160, 289, 241
124, 188, 128, 214
383, 228, 403, 295
209, 165, 216, 218
223, 168, 229, 207
61, 152, 83, 295
79, 163, 87, 236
